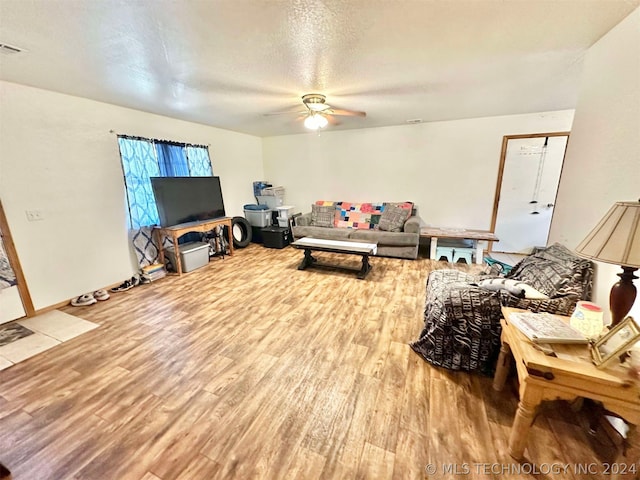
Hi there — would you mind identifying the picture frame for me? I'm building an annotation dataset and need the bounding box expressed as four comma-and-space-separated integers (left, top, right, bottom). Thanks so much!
591, 316, 640, 368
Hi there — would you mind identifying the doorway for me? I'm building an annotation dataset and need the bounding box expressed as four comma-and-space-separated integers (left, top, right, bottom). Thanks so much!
490, 132, 570, 254
0, 200, 34, 324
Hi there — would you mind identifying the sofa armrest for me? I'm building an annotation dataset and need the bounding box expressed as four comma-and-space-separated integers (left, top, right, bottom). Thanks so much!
412, 272, 503, 373
295, 212, 313, 226
404, 216, 421, 234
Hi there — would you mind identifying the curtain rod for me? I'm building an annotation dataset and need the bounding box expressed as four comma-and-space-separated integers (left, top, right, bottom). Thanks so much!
109, 130, 210, 148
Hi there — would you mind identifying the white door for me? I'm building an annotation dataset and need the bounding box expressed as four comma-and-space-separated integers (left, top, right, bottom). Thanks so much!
493, 135, 568, 254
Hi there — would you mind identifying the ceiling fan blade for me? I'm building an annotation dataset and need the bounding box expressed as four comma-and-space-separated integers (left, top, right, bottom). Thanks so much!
327, 108, 366, 118
326, 115, 341, 126
263, 110, 308, 116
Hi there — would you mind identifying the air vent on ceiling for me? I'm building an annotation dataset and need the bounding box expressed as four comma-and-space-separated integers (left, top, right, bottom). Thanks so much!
406, 119, 423, 124
0, 43, 24, 54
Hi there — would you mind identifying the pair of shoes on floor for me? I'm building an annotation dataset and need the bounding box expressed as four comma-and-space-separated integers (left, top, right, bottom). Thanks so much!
70, 289, 110, 307
110, 276, 140, 293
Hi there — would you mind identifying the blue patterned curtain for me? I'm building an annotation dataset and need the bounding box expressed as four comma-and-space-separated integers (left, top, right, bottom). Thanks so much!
118, 137, 213, 229
118, 136, 213, 268
186, 146, 213, 176
118, 137, 161, 229
157, 143, 189, 177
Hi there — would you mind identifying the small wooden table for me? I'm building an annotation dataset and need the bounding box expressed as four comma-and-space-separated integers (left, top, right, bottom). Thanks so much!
494, 307, 640, 478
154, 217, 233, 276
291, 237, 377, 280
420, 227, 499, 264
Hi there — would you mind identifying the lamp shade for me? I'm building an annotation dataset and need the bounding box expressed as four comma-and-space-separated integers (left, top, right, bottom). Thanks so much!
575, 201, 640, 268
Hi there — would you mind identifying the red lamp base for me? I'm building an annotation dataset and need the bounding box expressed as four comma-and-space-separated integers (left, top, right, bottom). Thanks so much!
610, 266, 638, 327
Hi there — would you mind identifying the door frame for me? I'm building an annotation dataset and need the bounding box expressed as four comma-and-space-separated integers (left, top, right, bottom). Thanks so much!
488, 131, 570, 253
0, 199, 35, 317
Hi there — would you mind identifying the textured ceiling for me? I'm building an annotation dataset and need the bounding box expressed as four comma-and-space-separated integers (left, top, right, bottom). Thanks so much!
0, 0, 638, 137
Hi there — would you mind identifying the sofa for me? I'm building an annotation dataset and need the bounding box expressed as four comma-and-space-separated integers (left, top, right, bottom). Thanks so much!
292, 201, 421, 259
410, 243, 594, 374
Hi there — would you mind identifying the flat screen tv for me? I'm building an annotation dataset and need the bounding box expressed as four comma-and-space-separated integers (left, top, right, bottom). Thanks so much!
150, 176, 226, 227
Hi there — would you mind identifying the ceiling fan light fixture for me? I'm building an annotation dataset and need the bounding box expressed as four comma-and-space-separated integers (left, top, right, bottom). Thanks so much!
307, 103, 329, 112
302, 93, 330, 112
304, 113, 328, 130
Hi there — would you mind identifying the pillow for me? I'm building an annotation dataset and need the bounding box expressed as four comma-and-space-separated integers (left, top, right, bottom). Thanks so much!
478, 278, 549, 299
378, 204, 411, 232
310, 204, 335, 228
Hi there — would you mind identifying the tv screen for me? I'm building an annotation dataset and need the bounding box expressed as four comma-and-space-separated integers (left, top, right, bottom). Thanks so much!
150, 176, 226, 227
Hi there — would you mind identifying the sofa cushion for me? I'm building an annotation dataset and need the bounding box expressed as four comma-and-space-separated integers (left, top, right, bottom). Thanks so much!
311, 204, 335, 228
349, 229, 419, 246
506, 243, 593, 299
293, 225, 352, 240
506, 257, 567, 297
378, 203, 412, 232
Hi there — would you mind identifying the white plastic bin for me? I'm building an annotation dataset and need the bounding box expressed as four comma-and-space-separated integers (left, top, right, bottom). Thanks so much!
165, 241, 209, 273
256, 195, 284, 209
276, 205, 295, 220
262, 186, 285, 197
244, 209, 273, 227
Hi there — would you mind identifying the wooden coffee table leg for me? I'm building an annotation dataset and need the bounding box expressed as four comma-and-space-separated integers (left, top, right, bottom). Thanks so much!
508, 385, 542, 460
298, 248, 317, 270
493, 341, 512, 391
357, 254, 372, 279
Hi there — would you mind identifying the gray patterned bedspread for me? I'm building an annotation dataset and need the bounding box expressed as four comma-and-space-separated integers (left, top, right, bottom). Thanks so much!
411, 243, 594, 374
0, 239, 16, 289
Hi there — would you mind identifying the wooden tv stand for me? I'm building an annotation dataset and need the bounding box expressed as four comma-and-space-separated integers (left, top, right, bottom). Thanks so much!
154, 217, 234, 276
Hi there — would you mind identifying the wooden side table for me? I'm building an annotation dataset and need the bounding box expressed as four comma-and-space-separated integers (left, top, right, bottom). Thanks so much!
495, 307, 640, 479
419, 227, 499, 264
154, 217, 234, 276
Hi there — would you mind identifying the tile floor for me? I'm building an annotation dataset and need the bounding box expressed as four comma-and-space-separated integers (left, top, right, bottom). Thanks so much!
0, 310, 98, 370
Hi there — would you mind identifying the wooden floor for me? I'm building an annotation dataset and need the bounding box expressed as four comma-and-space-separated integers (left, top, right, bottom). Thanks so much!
0, 244, 619, 479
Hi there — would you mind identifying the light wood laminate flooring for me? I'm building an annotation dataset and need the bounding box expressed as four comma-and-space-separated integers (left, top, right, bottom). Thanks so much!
0, 245, 619, 479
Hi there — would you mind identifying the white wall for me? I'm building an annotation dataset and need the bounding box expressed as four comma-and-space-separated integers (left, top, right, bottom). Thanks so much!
262, 110, 573, 229
0, 286, 25, 325
549, 7, 640, 323
0, 81, 263, 311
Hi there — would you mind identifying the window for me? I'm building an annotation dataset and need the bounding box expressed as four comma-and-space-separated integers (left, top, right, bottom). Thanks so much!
117, 136, 212, 229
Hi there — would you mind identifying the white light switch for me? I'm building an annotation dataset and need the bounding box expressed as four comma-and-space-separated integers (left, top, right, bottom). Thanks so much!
25, 210, 44, 221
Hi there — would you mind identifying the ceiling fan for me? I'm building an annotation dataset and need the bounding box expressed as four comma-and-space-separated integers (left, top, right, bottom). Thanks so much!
265, 93, 366, 130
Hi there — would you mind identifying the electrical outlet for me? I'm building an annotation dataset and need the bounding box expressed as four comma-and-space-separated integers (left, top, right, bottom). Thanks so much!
25, 210, 44, 221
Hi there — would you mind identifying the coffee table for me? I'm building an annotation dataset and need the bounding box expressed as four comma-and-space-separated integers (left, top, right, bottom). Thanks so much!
494, 307, 640, 478
291, 237, 377, 280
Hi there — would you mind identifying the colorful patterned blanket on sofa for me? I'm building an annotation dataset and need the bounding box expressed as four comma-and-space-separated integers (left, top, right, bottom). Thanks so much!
315, 200, 413, 230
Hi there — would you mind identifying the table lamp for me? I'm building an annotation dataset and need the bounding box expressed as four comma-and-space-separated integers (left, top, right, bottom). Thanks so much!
575, 200, 640, 327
